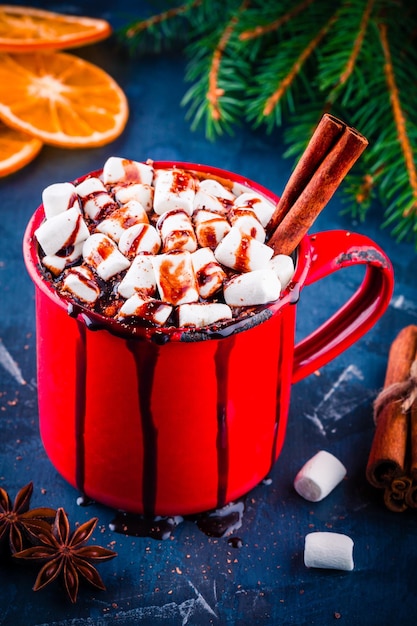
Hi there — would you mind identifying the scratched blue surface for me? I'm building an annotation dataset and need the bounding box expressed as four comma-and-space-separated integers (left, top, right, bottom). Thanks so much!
1, 2, 417, 625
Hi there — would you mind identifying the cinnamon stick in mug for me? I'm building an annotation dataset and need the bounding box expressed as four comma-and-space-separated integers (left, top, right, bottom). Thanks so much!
267, 116, 368, 256
366, 325, 417, 489
267, 114, 345, 233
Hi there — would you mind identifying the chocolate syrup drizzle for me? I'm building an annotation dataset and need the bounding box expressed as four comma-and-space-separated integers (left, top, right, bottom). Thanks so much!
214, 337, 235, 507
269, 319, 285, 469
107, 498, 246, 543
126, 339, 160, 516
74, 320, 87, 495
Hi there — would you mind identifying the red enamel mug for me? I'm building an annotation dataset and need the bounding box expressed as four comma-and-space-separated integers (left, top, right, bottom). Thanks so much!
23, 162, 394, 516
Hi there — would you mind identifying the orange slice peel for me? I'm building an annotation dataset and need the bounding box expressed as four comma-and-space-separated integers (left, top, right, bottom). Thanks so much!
0, 5, 112, 52
0, 120, 42, 177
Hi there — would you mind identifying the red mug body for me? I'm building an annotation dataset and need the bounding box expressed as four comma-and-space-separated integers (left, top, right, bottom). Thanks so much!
23, 162, 394, 515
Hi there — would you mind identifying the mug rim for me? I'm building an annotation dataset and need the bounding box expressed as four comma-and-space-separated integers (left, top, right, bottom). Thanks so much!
23, 160, 311, 342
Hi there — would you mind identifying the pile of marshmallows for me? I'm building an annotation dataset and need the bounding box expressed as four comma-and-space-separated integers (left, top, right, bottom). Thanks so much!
34, 157, 295, 328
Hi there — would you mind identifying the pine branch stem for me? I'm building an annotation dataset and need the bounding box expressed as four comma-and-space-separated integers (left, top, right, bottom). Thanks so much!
379, 22, 417, 217
263, 12, 339, 117
207, 0, 249, 121
125, 0, 202, 38
327, 0, 374, 103
239, 0, 314, 41
356, 173, 374, 204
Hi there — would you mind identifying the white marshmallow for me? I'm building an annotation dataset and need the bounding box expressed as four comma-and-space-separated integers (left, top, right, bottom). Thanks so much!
42, 182, 81, 219
224, 269, 281, 306
234, 192, 276, 228
304, 532, 354, 571
198, 178, 235, 200
41, 241, 84, 275
61, 265, 101, 304
157, 209, 197, 253
118, 294, 172, 326
193, 209, 231, 249
294, 450, 347, 502
118, 223, 161, 258
95, 201, 149, 243
178, 302, 232, 327
117, 255, 156, 299
191, 247, 226, 299
214, 227, 273, 272
153, 168, 196, 216
83, 233, 130, 280
152, 251, 199, 306
41, 254, 66, 275
102, 156, 154, 186
35, 206, 90, 256
269, 254, 295, 289
75, 176, 106, 196
193, 189, 230, 215
228, 206, 265, 242
114, 183, 154, 212
75, 177, 117, 221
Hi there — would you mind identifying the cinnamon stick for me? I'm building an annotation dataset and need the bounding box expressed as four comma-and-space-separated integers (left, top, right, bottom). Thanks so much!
384, 476, 412, 513
366, 325, 417, 489
410, 387, 417, 480
267, 114, 368, 256
267, 114, 345, 233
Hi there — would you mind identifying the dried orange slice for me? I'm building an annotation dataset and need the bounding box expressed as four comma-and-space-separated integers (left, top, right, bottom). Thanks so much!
0, 120, 42, 177
0, 5, 111, 52
0, 52, 129, 148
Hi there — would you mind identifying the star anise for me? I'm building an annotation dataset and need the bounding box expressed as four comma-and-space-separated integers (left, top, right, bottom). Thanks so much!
14, 507, 117, 603
0, 482, 56, 555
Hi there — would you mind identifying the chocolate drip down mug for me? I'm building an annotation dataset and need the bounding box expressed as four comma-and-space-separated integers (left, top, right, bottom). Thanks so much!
23, 162, 394, 516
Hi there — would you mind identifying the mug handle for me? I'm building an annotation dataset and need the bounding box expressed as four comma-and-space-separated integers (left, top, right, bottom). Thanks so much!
292, 230, 394, 384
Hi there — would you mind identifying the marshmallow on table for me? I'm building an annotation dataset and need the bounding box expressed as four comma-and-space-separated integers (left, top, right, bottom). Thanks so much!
42, 182, 81, 219
198, 178, 235, 200
42, 241, 84, 275
118, 294, 172, 326
228, 206, 266, 242
117, 254, 156, 299
193, 189, 230, 215
214, 226, 274, 272
83, 233, 130, 280
152, 251, 199, 306
193, 209, 231, 250
269, 254, 295, 290
114, 183, 154, 213
102, 156, 154, 186
223, 269, 281, 306
153, 168, 196, 216
61, 265, 101, 304
234, 191, 276, 228
178, 302, 232, 327
304, 532, 354, 571
35, 206, 90, 256
75, 177, 118, 221
95, 200, 149, 243
294, 450, 347, 502
118, 224, 161, 259
191, 247, 226, 299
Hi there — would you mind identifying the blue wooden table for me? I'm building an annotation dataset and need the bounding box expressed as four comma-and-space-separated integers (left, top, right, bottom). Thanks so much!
1, 3, 416, 624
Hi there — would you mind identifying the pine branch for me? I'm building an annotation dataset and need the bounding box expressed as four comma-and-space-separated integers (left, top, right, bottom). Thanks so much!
181, 0, 250, 138
118, 0, 417, 247
378, 22, 417, 220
